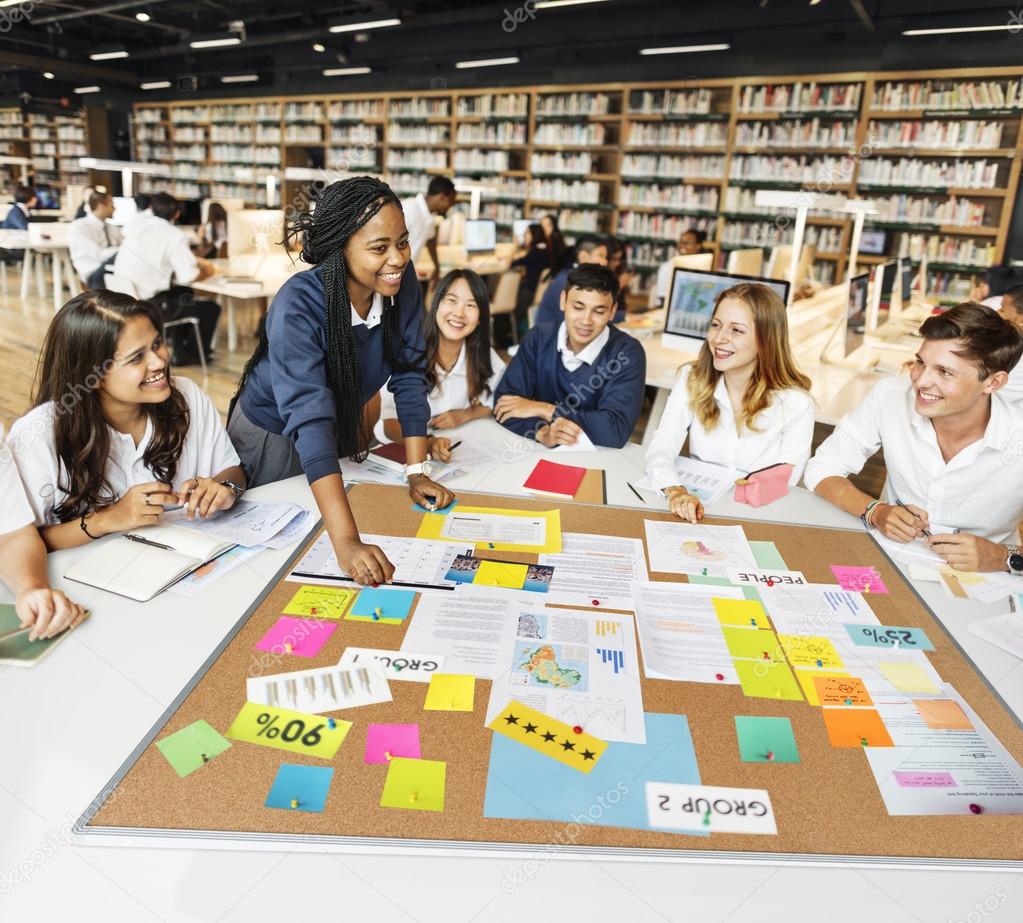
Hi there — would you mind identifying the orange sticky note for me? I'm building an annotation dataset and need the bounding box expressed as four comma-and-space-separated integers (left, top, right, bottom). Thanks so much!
913, 699, 974, 731
794, 669, 850, 706
814, 676, 873, 708
821, 708, 894, 748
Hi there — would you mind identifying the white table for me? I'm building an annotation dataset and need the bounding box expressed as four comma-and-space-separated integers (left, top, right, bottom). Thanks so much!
3, 422, 1021, 922
17, 224, 79, 313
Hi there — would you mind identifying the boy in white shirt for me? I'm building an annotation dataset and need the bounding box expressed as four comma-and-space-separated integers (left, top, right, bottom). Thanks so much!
805, 302, 1023, 573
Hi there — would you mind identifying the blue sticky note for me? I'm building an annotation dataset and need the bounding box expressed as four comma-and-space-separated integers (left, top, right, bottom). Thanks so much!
844, 623, 934, 652
265, 763, 334, 813
484, 712, 707, 835
413, 499, 458, 514
347, 587, 417, 624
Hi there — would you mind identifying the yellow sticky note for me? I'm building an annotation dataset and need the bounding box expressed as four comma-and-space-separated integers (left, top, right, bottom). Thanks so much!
225, 702, 351, 759
416, 505, 562, 554
879, 662, 940, 695
778, 634, 844, 669
722, 626, 784, 663
283, 585, 355, 620
380, 757, 446, 812
488, 700, 608, 773
475, 560, 529, 589
734, 658, 804, 701
713, 598, 771, 629
424, 673, 476, 711
938, 565, 985, 587
794, 669, 851, 706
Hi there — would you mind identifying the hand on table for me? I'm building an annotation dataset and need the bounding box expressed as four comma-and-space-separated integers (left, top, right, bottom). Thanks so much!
535, 418, 582, 447
928, 533, 1007, 573
872, 502, 929, 542
494, 395, 553, 424
177, 476, 239, 520
408, 475, 455, 512
91, 481, 177, 535
664, 487, 704, 524
430, 409, 470, 430
15, 588, 87, 641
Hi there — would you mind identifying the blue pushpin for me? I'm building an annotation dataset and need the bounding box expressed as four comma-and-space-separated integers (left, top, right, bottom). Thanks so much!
327, 718, 336, 729
816, 659, 823, 667
749, 618, 757, 627
488, 542, 495, 549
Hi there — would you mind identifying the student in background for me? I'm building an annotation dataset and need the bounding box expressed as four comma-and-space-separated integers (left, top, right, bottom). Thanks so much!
999, 284, 1023, 404
494, 264, 645, 449
646, 283, 814, 524
6, 290, 246, 551
198, 202, 228, 259
228, 177, 454, 585
653, 228, 708, 308
0, 430, 86, 640
375, 269, 506, 459
122, 192, 153, 239
972, 265, 1022, 309
507, 222, 549, 343
534, 235, 609, 327
540, 213, 567, 272
68, 191, 124, 288
73, 186, 96, 220
400, 175, 457, 281
606, 235, 636, 321
2, 184, 35, 231
806, 302, 1023, 573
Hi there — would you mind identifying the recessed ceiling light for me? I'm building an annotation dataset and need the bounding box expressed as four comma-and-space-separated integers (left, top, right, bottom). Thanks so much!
221, 74, 259, 83
322, 66, 372, 76
140, 80, 171, 90
902, 24, 1014, 35
639, 43, 730, 55
136, 11, 150, 21
189, 34, 242, 49
328, 17, 401, 34
43, 72, 55, 79
455, 56, 520, 69
75, 86, 101, 94
90, 49, 129, 60
313, 42, 326, 52
535, 0, 613, 7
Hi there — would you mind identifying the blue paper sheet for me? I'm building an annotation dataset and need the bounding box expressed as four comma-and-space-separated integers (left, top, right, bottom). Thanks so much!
265, 763, 334, 813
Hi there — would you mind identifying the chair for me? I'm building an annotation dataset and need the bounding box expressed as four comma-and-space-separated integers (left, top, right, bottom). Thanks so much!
766, 243, 816, 290
726, 248, 765, 277
489, 270, 522, 344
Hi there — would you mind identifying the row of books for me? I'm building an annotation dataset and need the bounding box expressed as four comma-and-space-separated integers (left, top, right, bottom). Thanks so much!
530, 151, 593, 174
627, 88, 714, 115
723, 187, 845, 218
871, 79, 1023, 111
621, 153, 725, 179
390, 99, 450, 119
729, 154, 852, 184
734, 118, 857, 148
209, 104, 282, 123
864, 193, 988, 226
388, 150, 448, 170
898, 234, 996, 267
537, 208, 601, 233
330, 126, 379, 144
737, 82, 862, 112
479, 202, 523, 224
534, 122, 608, 146
617, 210, 716, 241
536, 92, 612, 116
455, 122, 527, 145
530, 178, 602, 205
453, 150, 510, 172
389, 125, 449, 144
866, 119, 1005, 149
625, 122, 728, 148
617, 183, 719, 211
455, 94, 529, 118
284, 126, 324, 143
858, 156, 1002, 189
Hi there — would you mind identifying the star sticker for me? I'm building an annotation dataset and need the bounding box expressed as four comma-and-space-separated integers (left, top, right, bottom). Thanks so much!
523, 722, 537, 734
503, 714, 519, 725
560, 740, 576, 752
582, 749, 596, 761
541, 730, 556, 742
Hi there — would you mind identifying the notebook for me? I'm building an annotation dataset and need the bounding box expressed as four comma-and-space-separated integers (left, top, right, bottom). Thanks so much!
64, 524, 237, 601
523, 459, 587, 500
369, 442, 407, 473
0, 603, 90, 667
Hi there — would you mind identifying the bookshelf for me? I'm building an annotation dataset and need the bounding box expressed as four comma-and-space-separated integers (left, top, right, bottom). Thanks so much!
130, 65, 1023, 297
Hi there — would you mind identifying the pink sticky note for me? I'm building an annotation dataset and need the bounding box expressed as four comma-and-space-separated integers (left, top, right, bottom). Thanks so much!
830, 565, 889, 594
254, 616, 337, 658
893, 771, 956, 788
364, 723, 421, 765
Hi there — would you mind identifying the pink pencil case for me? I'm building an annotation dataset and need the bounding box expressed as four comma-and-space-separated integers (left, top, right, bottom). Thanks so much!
733, 463, 792, 508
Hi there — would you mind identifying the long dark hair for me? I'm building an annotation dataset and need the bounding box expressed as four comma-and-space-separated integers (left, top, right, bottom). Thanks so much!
33, 290, 190, 522
543, 213, 567, 270
425, 269, 495, 405
237, 176, 419, 461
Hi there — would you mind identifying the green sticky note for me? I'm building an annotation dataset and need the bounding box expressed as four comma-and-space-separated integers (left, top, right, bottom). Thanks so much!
380, 757, 446, 812
735, 716, 800, 763
687, 575, 762, 602
722, 626, 784, 662
734, 658, 804, 701
156, 719, 231, 777
751, 540, 788, 570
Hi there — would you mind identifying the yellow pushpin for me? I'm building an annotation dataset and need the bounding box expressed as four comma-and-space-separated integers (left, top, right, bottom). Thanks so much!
290, 799, 299, 809
284, 642, 294, 654
409, 792, 418, 804
384, 750, 392, 761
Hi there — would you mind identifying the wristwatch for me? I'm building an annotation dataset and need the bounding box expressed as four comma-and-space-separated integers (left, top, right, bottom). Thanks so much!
1006, 545, 1023, 574
219, 479, 245, 500
405, 461, 433, 480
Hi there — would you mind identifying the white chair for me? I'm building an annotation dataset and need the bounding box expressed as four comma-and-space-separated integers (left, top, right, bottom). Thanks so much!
726, 248, 765, 277
490, 270, 522, 344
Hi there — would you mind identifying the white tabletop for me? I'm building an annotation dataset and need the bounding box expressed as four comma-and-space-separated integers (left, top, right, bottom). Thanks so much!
3, 418, 1020, 922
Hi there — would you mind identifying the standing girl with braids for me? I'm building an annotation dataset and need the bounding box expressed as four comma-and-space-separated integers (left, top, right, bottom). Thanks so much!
228, 177, 454, 586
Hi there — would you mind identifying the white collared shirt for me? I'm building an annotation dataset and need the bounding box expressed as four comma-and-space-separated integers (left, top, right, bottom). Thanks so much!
374, 343, 506, 441
556, 321, 609, 372
1000, 362, 1023, 406
804, 376, 1023, 544
351, 292, 383, 330
68, 212, 123, 282
112, 216, 199, 301
400, 193, 436, 262
646, 364, 815, 489
6, 377, 240, 527
0, 426, 34, 534
122, 207, 154, 240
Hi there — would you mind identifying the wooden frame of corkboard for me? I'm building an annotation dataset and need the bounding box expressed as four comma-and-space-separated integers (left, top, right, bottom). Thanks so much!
74, 484, 1023, 869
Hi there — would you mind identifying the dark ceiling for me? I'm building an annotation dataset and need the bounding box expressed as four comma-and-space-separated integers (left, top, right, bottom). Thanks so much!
0, 1, 1021, 102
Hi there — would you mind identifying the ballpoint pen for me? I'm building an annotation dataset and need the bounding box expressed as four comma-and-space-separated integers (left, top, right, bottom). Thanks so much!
894, 499, 931, 537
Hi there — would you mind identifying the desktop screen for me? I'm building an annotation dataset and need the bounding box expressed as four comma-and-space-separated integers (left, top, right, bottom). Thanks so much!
33, 186, 60, 210
859, 229, 887, 255
846, 271, 871, 358
464, 219, 496, 253
665, 269, 789, 341
512, 218, 531, 246
110, 196, 137, 227
177, 199, 202, 226
875, 260, 898, 325
899, 258, 913, 302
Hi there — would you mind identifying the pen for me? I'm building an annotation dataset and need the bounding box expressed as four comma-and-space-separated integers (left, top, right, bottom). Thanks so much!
626, 482, 647, 504
449, 441, 462, 452
125, 533, 174, 550
895, 499, 931, 537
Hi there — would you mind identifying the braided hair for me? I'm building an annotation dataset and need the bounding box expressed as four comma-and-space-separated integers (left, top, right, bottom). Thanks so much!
236, 176, 419, 462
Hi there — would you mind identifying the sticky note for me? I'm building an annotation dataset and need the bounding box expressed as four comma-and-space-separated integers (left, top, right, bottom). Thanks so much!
265, 764, 334, 813
255, 616, 337, 658
913, 699, 974, 731
713, 598, 771, 629
488, 700, 608, 773
813, 675, 873, 708
424, 673, 476, 711
365, 723, 421, 765
283, 586, 355, 620
735, 716, 799, 763
795, 669, 850, 706
734, 658, 804, 702
778, 634, 843, 669
226, 702, 351, 759
722, 627, 784, 662
845, 623, 934, 652
380, 757, 446, 812
475, 560, 529, 589
830, 565, 889, 594
347, 587, 417, 625
878, 661, 940, 695
893, 771, 956, 788
413, 499, 458, 514
155, 719, 231, 777
821, 707, 894, 748
750, 540, 788, 570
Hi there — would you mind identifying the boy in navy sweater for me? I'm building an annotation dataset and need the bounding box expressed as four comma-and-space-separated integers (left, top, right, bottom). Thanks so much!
494, 264, 646, 448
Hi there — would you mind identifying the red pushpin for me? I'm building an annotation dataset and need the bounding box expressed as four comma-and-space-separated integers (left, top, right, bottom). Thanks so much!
715, 673, 724, 681
572, 725, 583, 735
969, 803, 983, 815
591, 599, 600, 606
762, 651, 770, 660
310, 607, 318, 615
766, 579, 775, 587
766, 751, 775, 762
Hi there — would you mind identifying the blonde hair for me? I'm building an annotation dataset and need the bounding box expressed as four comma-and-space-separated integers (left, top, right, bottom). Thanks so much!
686, 283, 811, 432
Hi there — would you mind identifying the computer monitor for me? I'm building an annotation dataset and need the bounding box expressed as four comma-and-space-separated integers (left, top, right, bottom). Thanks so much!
662, 268, 790, 353
110, 196, 137, 227
845, 271, 871, 358
512, 218, 532, 246
33, 186, 60, 210
463, 218, 496, 254
859, 229, 887, 255
868, 260, 898, 330
176, 199, 202, 226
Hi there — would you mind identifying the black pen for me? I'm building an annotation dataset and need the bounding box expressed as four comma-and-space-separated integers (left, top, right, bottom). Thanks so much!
449, 440, 462, 452
627, 482, 647, 504
125, 533, 174, 551
895, 499, 931, 537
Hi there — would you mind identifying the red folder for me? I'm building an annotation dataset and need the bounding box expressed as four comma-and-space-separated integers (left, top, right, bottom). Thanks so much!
523, 459, 587, 500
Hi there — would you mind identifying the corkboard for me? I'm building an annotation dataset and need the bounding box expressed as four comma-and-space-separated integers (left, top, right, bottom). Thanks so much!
77, 484, 1023, 867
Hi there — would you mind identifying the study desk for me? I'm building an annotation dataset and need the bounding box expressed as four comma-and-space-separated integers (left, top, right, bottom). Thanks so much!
3, 421, 1021, 922
14, 223, 79, 313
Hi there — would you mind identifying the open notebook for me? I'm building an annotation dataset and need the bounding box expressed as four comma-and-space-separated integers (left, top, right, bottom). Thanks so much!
64, 524, 237, 602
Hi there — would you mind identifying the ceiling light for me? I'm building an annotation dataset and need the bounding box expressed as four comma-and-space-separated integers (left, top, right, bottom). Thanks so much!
329, 17, 401, 34
535, 0, 613, 7
221, 74, 259, 83
189, 34, 242, 49
810, 0, 822, 5
639, 43, 730, 55
136, 11, 150, 21
90, 49, 129, 60
313, 42, 326, 52
902, 24, 1014, 35
455, 56, 520, 69
43, 72, 54, 79
75, 86, 101, 94
140, 80, 171, 90
322, 66, 372, 76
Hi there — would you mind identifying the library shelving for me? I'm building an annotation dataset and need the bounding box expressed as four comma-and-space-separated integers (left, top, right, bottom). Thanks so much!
0, 108, 89, 194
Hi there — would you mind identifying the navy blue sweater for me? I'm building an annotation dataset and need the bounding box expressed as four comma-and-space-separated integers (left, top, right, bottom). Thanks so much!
494, 321, 646, 448
239, 262, 430, 483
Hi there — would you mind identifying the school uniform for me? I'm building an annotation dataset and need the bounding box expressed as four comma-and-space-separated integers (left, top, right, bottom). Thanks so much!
645, 365, 815, 489
804, 376, 1023, 544
493, 320, 646, 448
374, 344, 506, 443
2, 203, 29, 231
68, 212, 123, 287
229, 262, 431, 487
534, 265, 626, 327
400, 193, 435, 262
0, 427, 35, 535
6, 377, 239, 526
